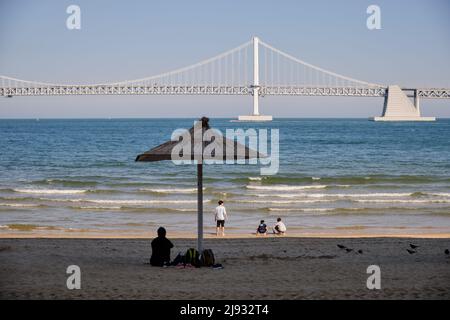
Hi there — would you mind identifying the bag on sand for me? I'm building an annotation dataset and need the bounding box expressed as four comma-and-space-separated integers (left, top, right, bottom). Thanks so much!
201, 249, 215, 267
184, 248, 200, 267
171, 252, 184, 266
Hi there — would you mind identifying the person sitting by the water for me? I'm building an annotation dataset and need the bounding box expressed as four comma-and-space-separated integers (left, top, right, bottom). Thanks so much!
256, 220, 268, 236
273, 218, 287, 235
150, 227, 174, 267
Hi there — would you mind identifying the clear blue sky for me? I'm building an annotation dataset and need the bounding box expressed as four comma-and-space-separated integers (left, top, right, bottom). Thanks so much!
0, 0, 449, 118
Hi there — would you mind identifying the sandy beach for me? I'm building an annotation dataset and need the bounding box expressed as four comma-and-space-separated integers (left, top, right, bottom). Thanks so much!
1, 0, 450, 308
1, 236, 449, 299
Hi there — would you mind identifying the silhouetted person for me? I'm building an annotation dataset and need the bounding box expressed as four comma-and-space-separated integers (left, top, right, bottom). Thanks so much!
150, 227, 174, 267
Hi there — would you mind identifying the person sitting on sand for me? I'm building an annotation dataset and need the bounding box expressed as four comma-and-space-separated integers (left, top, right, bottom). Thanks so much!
256, 220, 268, 236
273, 218, 287, 235
150, 227, 174, 267
214, 200, 227, 236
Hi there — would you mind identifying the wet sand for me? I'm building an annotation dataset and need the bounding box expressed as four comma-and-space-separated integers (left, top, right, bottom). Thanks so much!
2, 227, 450, 239
1, 237, 450, 299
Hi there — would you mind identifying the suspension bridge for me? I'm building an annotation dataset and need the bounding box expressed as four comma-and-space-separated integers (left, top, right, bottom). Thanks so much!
1, 37, 449, 121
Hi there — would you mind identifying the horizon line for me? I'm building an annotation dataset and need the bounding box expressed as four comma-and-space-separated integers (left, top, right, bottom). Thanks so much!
0, 117, 449, 120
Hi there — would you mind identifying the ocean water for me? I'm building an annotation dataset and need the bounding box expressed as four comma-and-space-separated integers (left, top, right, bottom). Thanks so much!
0, 118, 449, 236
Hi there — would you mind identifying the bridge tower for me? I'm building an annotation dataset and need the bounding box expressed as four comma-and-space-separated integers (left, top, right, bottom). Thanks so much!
238, 36, 273, 121
372, 85, 435, 121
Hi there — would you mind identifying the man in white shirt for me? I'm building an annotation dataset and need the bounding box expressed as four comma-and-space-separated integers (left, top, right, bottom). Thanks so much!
273, 217, 287, 235
214, 200, 227, 236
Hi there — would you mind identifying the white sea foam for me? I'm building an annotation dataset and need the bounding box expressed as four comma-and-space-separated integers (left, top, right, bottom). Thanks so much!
78, 206, 122, 210
139, 187, 198, 194
355, 199, 450, 204
14, 188, 87, 195
428, 193, 450, 197
0, 203, 41, 208
304, 208, 334, 212
267, 208, 299, 211
92, 199, 197, 205
72, 199, 198, 205
74, 205, 197, 211
255, 192, 413, 198
246, 185, 327, 191
255, 194, 300, 198
237, 199, 330, 204
268, 207, 331, 212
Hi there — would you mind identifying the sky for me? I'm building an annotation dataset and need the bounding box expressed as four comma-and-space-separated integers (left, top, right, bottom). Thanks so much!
0, 0, 449, 118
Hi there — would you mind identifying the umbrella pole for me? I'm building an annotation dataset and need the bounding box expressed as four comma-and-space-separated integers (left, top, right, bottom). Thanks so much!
197, 162, 203, 253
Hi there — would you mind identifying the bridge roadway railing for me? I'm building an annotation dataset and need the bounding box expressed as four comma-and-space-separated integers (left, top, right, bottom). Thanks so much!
1, 85, 386, 97
417, 89, 450, 99
260, 86, 386, 97
0, 85, 251, 97
1, 85, 449, 99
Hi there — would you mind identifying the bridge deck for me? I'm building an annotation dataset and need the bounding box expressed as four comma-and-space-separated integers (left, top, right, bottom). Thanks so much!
1, 85, 449, 98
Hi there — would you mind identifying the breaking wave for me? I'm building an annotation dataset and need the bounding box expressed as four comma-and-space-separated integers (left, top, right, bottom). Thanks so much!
246, 185, 327, 191
13, 188, 87, 195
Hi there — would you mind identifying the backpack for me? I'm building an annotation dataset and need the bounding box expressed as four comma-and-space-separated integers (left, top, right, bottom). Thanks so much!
184, 248, 200, 267
201, 249, 215, 267
171, 252, 184, 266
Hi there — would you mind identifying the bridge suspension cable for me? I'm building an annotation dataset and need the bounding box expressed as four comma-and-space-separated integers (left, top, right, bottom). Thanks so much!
0, 36, 385, 91
5, 36, 450, 101
258, 40, 383, 88
0, 40, 253, 89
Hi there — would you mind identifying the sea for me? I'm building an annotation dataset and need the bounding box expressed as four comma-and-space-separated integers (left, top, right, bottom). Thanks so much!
0, 118, 449, 236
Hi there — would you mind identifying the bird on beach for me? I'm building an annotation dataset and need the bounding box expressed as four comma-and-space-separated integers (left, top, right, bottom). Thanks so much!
337, 244, 346, 249
410, 244, 420, 249
345, 248, 353, 253
407, 249, 416, 254
445, 249, 449, 255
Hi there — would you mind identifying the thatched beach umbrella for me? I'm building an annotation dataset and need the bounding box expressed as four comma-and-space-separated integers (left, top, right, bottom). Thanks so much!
136, 117, 263, 252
